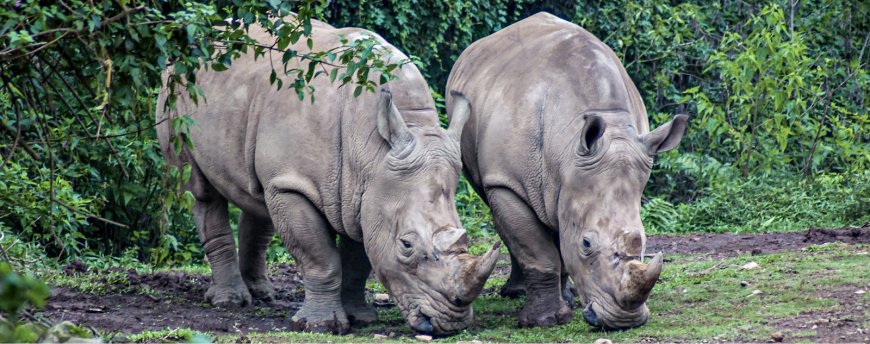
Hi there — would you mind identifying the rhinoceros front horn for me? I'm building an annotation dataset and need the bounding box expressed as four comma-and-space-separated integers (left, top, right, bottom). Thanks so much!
623, 252, 663, 307
455, 241, 501, 305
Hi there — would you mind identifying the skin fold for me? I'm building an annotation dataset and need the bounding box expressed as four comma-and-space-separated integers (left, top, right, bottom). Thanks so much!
446, 12, 687, 330
156, 18, 499, 335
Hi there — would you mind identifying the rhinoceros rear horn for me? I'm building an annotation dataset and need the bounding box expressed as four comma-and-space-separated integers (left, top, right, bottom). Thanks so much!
447, 91, 471, 143
377, 89, 414, 152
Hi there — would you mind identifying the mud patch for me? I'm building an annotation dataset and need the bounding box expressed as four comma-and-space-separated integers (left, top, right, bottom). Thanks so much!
41, 264, 304, 335
647, 225, 869, 259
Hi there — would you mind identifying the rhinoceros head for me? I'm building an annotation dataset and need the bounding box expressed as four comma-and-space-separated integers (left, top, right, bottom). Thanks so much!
558, 112, 687, 330
361, 90, 500, 335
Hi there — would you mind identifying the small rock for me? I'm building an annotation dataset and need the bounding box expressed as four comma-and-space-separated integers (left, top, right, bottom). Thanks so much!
740, 281, 749, 288
741, 262, 760, 270
856, 289, 865, 295
594, 339, 613, 344
747, 289, 763, 298
388, 332, 396, 338
415, 334, 433, 341
373, 334, 388, 340
373, 293, 393, 306
771, 331, 784, 342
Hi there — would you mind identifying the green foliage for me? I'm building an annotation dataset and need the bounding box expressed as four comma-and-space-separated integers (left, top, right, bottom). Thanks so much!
0, 262, 50, 342
455, 177, 494, 239
643, 171, 870, 234
0, 0, 403, 265
326, 0, 526, 88
686, 3, 869, 175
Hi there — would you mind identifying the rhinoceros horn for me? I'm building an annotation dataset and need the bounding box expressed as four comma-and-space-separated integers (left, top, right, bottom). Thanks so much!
458, 241, 501, 305
434, 228, 501, 305
623, 252, 663, 307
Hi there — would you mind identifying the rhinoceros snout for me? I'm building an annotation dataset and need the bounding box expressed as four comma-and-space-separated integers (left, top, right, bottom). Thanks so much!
581, 304, 598, 327
582, 301, 650, 330
411, 313, 433, 334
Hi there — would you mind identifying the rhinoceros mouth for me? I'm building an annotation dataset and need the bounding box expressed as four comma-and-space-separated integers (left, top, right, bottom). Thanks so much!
398, 292, 472, 335
582, 299, 649, 330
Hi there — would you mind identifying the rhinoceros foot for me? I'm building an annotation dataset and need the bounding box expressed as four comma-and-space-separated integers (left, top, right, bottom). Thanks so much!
343, 302, 378, 326
205, 283, 252, 308
290, 304, 350, 334
499, 281, 526, 299
244, 278, 275, 302
518, 298, 573, 328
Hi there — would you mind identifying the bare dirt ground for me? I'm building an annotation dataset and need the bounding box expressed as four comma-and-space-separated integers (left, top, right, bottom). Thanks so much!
40, 226, 869, 342
647, 225, 869, 258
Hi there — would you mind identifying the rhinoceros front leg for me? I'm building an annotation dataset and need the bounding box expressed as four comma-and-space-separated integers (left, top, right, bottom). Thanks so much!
238, 212, 277, 301
193, 194, 252, 307
339, 236, 378, 326
268, 192, 349, 334
501, 255, 579, 308
487, 187, 572, 327
499, 254, 526, 298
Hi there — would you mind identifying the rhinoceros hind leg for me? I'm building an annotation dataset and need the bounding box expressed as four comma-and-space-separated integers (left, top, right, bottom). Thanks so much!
499, 254, 527, 298
191, 167, 251, 308
238, 212, 276, 301
269, 191, 350, 334
339, 235, 378, 327
487, 187, 573, 327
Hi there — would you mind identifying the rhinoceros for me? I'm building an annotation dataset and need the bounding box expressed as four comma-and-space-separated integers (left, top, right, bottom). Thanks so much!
156, 19, 500, 335
445, 12, 687, 330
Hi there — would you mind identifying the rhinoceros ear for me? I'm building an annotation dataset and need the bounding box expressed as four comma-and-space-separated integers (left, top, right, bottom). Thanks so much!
447, 91, 471, 143
377, 89, 414, 151
642, 114, 688, 154
576, 114, 607, 155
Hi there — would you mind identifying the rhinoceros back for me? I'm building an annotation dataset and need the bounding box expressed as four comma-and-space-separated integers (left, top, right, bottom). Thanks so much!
156, 18, 436, 235
445, 12, 650, 227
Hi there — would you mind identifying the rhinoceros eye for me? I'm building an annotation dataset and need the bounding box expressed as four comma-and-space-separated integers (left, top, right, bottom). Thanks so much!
581, 235, 595, 256
401, 239, 412, 249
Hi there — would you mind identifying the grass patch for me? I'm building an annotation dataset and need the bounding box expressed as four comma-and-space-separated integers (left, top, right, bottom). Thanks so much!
127, 328, 210, 343
205, 242, 867, 342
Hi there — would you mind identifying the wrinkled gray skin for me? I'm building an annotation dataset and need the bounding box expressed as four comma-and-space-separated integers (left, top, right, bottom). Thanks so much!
446, 12, 687, 330
156, 19, 499, 335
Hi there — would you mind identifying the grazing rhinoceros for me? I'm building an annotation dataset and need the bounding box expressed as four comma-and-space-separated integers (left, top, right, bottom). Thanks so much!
445, 12, 687, 330
156, 19, 499, 335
